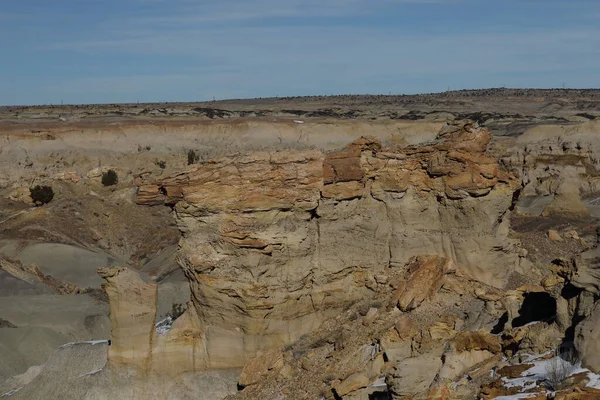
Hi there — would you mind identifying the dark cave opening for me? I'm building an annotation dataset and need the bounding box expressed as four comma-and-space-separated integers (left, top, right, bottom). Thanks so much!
512, 292, 557, 328
508, 186, 522, 212
491, 312, 509, 334
561, 283, 582, 301
369, 391, 391, 400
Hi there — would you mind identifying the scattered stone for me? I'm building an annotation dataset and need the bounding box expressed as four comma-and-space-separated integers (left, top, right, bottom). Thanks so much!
362, 308, 378, 326
53, 171, 81, 183
479, 378, 521, 399
565, 230, 580, 240
555, 386, 600, 399
387, 354, 443, 397
394, 314, 417, 339
451, 331, 502, 353
333, 373, 370, 397
496, 363, 534, 379
541, 273, 564, 289
7, 187, 33, 205
394, 256, 451, 311
548, 229, 564, 241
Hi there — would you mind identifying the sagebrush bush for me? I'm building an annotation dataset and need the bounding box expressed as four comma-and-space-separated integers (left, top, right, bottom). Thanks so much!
187, 150, 199, 165
30, 185, 54, 205
101, 169, 118, 186
545, 346, 579, 390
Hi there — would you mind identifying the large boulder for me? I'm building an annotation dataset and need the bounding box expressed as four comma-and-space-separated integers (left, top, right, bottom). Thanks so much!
387, 354, 443, 397
394, 256, 452, 311
576, 301, 600, 372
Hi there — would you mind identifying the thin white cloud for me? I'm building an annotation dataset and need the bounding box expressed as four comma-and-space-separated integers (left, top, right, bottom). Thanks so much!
120, 0, 455, 26
129, 0, 362, 25
43, 24, 600, 102
51, 25, 600, 71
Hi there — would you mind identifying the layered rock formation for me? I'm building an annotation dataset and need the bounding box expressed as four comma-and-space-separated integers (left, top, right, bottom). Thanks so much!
503, 120, 600, 217
132, 121, 525, 371
96, 254, 508, 399
4, 93, 600, 399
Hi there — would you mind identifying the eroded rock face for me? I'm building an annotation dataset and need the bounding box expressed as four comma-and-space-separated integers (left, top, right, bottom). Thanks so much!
572, 247, 600, 372
98, 266, 211, 377
575, 305, 600, 372
565, 231, 600, 373
95, 255, 552, 399
135, 122, 522, 368
503, 120, 600, 217
394, 256, 452, 312
98, 267, 157, 370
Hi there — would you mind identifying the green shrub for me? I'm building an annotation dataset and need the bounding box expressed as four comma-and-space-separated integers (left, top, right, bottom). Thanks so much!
187, 150, 199, 165
101, 169, 118, 186
30, 185, 54, 205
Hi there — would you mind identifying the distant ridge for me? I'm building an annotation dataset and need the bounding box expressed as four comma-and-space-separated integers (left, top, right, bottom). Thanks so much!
1, 88, 600, 109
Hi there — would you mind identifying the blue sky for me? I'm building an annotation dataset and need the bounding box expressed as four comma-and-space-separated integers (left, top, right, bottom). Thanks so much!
1, 0, 599, 105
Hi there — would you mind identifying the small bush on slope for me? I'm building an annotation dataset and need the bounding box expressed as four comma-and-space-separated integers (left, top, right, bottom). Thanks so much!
101, 169, 118, 186
30, 185, 54, 205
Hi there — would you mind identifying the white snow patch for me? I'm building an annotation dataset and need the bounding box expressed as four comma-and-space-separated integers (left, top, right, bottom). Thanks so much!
493, 351, 600, 399
61, 339, 109, 348
1, 387, 23, 398
500, 355, 577, 391
586, 370, 600, 389
155, 316, 173, 335
488, 394, 540, 400
370, 376, 387, 388
521, 321, 542, 328
293, 120, 304, 124
78, 368, 103, 378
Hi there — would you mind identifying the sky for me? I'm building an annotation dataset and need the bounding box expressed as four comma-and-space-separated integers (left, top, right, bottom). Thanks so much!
1, 0, 599, 105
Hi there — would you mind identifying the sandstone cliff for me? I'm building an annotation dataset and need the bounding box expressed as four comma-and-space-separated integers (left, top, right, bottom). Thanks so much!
132, 121, 525, 371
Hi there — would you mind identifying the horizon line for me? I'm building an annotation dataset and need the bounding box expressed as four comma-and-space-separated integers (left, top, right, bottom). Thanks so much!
1, 87, 599, 108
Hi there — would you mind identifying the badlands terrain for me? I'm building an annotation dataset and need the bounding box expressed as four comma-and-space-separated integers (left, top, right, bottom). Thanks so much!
1, 88, 600, 399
